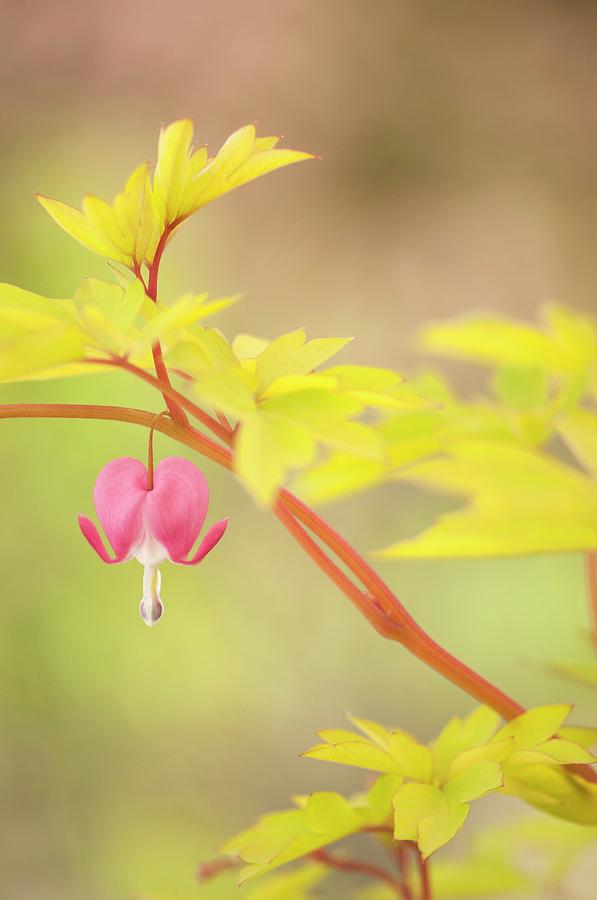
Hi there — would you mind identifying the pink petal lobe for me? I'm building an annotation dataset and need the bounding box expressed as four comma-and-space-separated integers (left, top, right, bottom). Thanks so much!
173, 517, 229, 566
78, 514, 124, 563
93, 457, 148, 560
146, 456, 210, 561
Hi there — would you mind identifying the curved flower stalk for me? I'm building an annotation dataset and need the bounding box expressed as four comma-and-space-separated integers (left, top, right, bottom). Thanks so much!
78, 456, 228, 625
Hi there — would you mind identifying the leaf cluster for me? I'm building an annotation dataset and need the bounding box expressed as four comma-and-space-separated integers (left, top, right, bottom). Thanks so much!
217, 704, 596, 892
36, 120, 313, 270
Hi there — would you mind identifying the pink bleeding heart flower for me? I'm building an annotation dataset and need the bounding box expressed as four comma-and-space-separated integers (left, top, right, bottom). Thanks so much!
78, 456, 229, 626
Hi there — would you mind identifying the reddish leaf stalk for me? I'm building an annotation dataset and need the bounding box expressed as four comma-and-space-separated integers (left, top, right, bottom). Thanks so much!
416, 849, 432, 900
393, 843, 415, 900
144, 219, 189, 427
196, 855, 241, 883
311, 848, 406, 897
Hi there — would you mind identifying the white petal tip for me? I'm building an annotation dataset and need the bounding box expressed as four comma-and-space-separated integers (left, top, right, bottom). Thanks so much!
139, 597, 164, 627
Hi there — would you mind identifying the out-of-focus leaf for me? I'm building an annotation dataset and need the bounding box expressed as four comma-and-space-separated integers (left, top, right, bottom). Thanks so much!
167, 330, 239, 375
261, 391, 382, 458
0, 283, 85, 381
551, 659, 597, 688
559, 724, 597, 747
323, 365, 426, 410
380, 442, 597, 558
535, 738, 596, 765
420, 305, 597, 376
235, 411, 314, 506
492, 366, 549, 411
142, 292, 239, 344
503, 765, 597, 825
292, 454, 388, 505
74, 277, 146, 356
558, 409, 597, 474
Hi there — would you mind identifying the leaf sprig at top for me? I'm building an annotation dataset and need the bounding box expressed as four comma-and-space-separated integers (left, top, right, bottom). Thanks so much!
36, 119, 314, 270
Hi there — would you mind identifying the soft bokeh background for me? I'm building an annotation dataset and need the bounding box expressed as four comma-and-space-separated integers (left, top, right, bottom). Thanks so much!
1, 2, 597, 898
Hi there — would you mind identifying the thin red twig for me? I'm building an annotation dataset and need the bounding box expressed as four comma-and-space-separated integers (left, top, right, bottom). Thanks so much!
196, 855, 240, 883
143, 220, 189, 426
416, 849, 432, 900
311, 848, 406, 897
392, 843, 415, 900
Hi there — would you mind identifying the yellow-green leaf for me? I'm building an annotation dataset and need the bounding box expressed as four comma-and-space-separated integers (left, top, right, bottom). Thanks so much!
393, 783, 468, 857
380, 442, 597, 558
256, 330, 352, 392
492, 704, 572, 750
558, 409, 597, 474
235, 411, 314, 506
153, 119, 194, 222
301, 739, 398, 774
388, 731, 433, 781
444, 762, 503, 802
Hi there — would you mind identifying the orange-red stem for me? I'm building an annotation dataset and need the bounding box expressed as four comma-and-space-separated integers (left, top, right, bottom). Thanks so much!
311, 848, 406, 897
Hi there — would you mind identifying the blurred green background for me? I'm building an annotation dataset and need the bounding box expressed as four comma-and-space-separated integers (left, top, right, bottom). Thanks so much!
1, 1, 597, 898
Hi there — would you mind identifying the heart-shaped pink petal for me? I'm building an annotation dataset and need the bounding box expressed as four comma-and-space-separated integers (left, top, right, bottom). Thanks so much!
89, 456, 148, 561
146, 456, 210, 562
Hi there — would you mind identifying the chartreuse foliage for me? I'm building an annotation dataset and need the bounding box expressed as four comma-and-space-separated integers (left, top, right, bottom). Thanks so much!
216, 704, 596, 892
37, 119, 313, 269
293, 304, 597, 560
379, 306, 597, 558
222, 774, 402, 882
